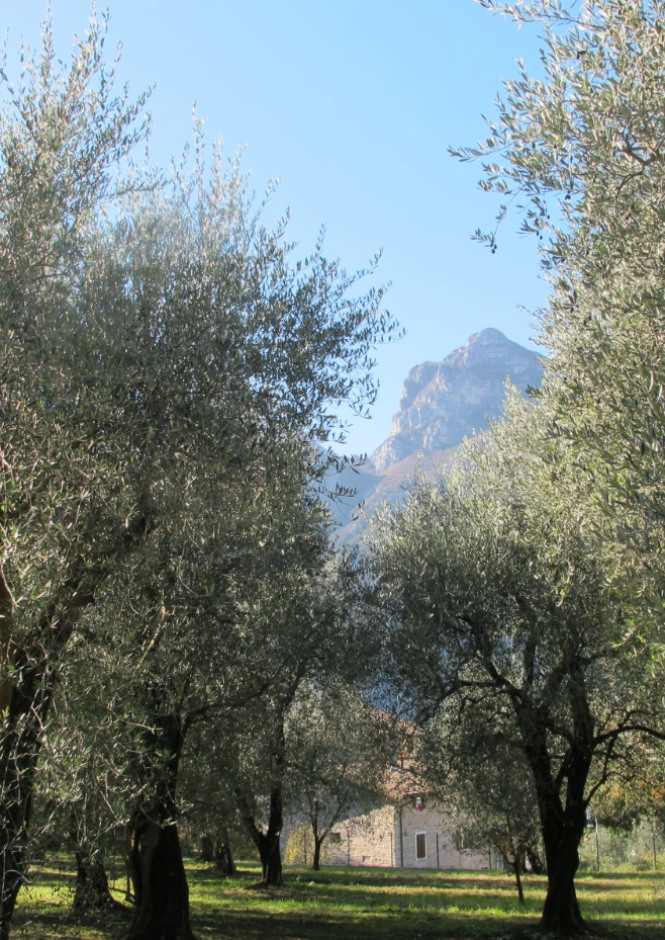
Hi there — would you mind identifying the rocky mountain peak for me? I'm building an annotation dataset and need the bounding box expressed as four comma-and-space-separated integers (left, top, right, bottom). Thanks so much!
370, 329, 542, 472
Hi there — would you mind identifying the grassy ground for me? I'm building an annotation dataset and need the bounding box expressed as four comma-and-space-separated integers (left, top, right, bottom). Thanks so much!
8, 859, 665, 940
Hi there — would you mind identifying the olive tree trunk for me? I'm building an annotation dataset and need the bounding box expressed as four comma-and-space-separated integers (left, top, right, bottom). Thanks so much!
122, 713, 195, 940
237, 783, 284, 887
73, 846, 119, 912
522, 701, 592, 935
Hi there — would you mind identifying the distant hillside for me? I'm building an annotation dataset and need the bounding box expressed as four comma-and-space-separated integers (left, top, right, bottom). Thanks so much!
330, 328, 543, 542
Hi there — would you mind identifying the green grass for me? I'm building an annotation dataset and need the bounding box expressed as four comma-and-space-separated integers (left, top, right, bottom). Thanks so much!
8, 859, 665, 939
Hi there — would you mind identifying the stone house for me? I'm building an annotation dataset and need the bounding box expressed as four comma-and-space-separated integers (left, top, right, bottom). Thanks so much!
286, 759, 500, 871
317, 794, 493, 871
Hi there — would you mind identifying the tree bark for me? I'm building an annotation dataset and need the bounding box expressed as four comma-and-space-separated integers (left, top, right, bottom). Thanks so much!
511, 847, 525, 907
236, 782, 284, 887
214, 836, 236, 877
70, 810, 121, 912
521, 698, 591, 935
525, 845, 544, 874
122, 713, 195, 940
309, 799, 324, 871
312, 836, 324, 871
0, 645, 58, 939
123, 814, 194, 940
256, 783, 284, 886
539, 801, 587, 934
73, 850, 119, 912
257, 827, 283, 887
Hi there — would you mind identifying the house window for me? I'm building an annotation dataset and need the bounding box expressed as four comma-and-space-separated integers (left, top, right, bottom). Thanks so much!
329, 831, 342, 844
415, 832, 427, 860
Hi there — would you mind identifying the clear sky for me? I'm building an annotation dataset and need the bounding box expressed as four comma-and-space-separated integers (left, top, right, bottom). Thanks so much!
3, 1, 550, 455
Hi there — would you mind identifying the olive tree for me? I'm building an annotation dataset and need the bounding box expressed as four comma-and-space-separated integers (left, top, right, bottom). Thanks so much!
0, 16, 153, 935
367, 404, 665, 934
443, 8, 665, 920
421, 701, 543, 904
286, 681, 391, 871
0, 13, 397, 939
461, 0, 665, 619
218, 547, 364, 887
67, 210, 391, 933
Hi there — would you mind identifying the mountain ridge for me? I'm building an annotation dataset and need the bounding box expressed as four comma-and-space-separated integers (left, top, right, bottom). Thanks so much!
371, 328, 542, 472
331, 328, 543, 540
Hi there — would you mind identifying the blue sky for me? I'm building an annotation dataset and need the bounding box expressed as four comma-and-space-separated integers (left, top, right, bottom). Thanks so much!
3, 1, 549, 455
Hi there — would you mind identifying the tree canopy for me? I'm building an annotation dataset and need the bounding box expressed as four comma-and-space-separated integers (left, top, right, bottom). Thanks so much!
367, 3, 665, 932
368, 398, 665, 932
458, 0, 665, 598
0, 12, 398, 939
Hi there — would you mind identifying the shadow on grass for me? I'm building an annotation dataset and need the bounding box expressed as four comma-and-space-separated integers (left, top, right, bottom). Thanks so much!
8, 862, 665, 940
194, 865, 665, 938
11, 903, 132, 940
190, 906, 522, 940
190, 908, 664, 940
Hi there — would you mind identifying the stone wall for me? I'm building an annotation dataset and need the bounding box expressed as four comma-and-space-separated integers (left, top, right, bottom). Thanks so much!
306, 799, 491, 871
321, 805, 396, 868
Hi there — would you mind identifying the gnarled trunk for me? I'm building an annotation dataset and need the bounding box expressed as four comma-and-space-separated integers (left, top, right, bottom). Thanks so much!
200, 835, 214, 863
70, 811, 120, 913
122, 713, 195, 940
309, 798, 324, 871
257, 827, 283, 887
0, 646, 58, 939
522, 698, 592, 935
123, 813, 194, 940
73, 845, 118, 912
541, 863, 584, 933
539, 798, 587, 934
512, 849, 525, 908
257, 784, 284, 886
237, 782, 284, 887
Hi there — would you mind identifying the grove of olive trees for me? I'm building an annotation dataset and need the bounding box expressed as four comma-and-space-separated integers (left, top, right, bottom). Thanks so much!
6, 3, 665, 940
